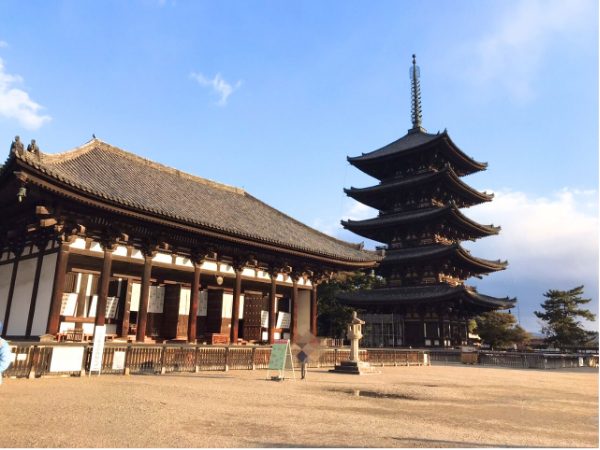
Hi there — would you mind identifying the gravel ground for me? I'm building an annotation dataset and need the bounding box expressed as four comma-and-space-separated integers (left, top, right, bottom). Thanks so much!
0, 365, 597, 448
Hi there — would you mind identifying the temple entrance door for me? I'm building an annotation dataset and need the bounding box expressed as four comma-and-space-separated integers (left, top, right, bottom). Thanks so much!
242, 294, 262, 342
404, 321, 421, 347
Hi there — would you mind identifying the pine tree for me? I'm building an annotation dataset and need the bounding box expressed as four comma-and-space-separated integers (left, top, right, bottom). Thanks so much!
534, 286, 596, 348
474, 311, 529, 349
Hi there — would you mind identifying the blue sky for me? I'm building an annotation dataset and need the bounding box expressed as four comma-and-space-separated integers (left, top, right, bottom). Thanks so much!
0, 0, 597, 333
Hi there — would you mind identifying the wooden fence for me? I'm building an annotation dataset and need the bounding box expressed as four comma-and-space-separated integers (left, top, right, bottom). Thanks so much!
2, 343, 429, 379
3, 343, 594, 380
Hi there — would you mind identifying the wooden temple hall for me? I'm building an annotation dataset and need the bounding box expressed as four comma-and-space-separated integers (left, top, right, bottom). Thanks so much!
0, 136, 378, 344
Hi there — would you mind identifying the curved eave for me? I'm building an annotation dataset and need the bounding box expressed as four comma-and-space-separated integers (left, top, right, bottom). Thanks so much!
12, 154, 379, 269
345, 166, 493, 209
379, 244, 507, 273
337, 284, 515, 310
342, 204, 500, 241
347, 131, 487, 178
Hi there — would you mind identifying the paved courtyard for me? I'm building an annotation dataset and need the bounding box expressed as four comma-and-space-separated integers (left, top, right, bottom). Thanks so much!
1, 365, 598, 448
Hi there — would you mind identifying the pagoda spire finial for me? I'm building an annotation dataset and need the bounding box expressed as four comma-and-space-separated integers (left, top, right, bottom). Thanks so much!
409, 54, 426, 134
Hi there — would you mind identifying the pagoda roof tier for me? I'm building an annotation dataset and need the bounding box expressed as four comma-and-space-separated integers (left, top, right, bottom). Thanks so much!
379, 243, 507, 274
342, 204, 500, 242
347, 130, 487, 180
4, 140, 380, 267
344, 165, 493, 210
336, 284, 516, 310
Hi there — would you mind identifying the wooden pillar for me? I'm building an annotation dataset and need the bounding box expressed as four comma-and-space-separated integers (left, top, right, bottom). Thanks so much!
187, 262, 202, 343
290, 275, 299, 343
310, 283, 318, 337
2, 245, 23, 338
230, 267, 243, 344
120, 279, 132, 338
268, 269, 278, 344
95, 246, 115, 328
46, 242, 71, 336
438, 309, 446, 348
136, 254, 153, 343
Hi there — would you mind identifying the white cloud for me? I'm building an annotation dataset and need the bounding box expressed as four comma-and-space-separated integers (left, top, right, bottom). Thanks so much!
468, 0, 593, 101
0, 57, 51, 130
464, 188, 598, 284
190, 72, 242, 106
0, 41, 8, 48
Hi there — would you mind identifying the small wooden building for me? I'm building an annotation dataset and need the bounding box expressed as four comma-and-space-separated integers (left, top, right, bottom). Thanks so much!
0, 137, 378, 343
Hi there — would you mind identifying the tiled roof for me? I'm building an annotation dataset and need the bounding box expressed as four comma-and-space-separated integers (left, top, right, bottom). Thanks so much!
348, 130, 441, 161
12, 140, 379, 264
337, 284, 516, 309
380, 243, 507, 272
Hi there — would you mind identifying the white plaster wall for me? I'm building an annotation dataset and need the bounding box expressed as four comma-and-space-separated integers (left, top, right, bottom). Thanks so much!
0, 262, 14, 327
30, 252, 58, 336
296, 290, 311, 336
7, 258, 37, 335
113, 245, 128, 257
153, 252, 171, 264
90, 242, 102, 253
201, 261, 218, 272
219, 264, 234, 274
175, 256, 193, 267
131, 249, 143, 260
70, 238, 86, 249
242, 268, 255, 277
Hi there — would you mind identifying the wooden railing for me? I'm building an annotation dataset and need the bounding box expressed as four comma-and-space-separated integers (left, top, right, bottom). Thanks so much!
2, 343, 595, 380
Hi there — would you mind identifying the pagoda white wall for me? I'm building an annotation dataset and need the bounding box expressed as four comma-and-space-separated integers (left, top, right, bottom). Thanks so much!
0, 262, 14, 328
6, 258, 37, 335
296, 290, 311, 336
30, 253, 58, 336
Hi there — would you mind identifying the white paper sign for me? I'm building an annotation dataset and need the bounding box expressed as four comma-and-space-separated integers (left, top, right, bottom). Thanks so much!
49, 346, 85, 373
112, 351, 126, 371
60, 293, 78, 316
106, 296, 119, 319
89, 325, 106, 373
130, 283, 141, 312
260, 310, 269, 328
179, 288, 191, 315
222, 293, 233, 319
276, 312, 291, 329
88, 295, 98, 317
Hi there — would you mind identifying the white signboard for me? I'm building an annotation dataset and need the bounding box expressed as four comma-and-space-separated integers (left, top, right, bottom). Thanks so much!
261, 310, 269, 328
276, 312, 291, 329
112, 351, 126, 371
130, 283, 141, 312
49, 346, 85, 373
198, 290, 208, 317
89, 325, 107, 374
106, 296, 119, 319
88, 295, 98, 317
60, 293, 78, 316
222, 293, 233, 319
179, 288, 191, 315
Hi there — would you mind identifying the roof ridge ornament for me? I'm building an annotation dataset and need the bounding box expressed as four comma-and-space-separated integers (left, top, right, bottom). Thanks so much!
408, 54, 427, 134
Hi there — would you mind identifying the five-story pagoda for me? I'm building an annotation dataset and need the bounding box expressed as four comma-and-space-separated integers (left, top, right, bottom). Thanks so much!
338, 56, 515, 348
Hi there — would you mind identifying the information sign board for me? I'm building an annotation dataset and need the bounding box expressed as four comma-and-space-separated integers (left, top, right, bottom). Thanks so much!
89, 325, 106, 374
112, 351, 126, 371
49, 346, 85, 373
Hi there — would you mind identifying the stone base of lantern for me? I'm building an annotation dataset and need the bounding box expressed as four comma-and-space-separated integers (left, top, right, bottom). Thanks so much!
330, 360, 373, 375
